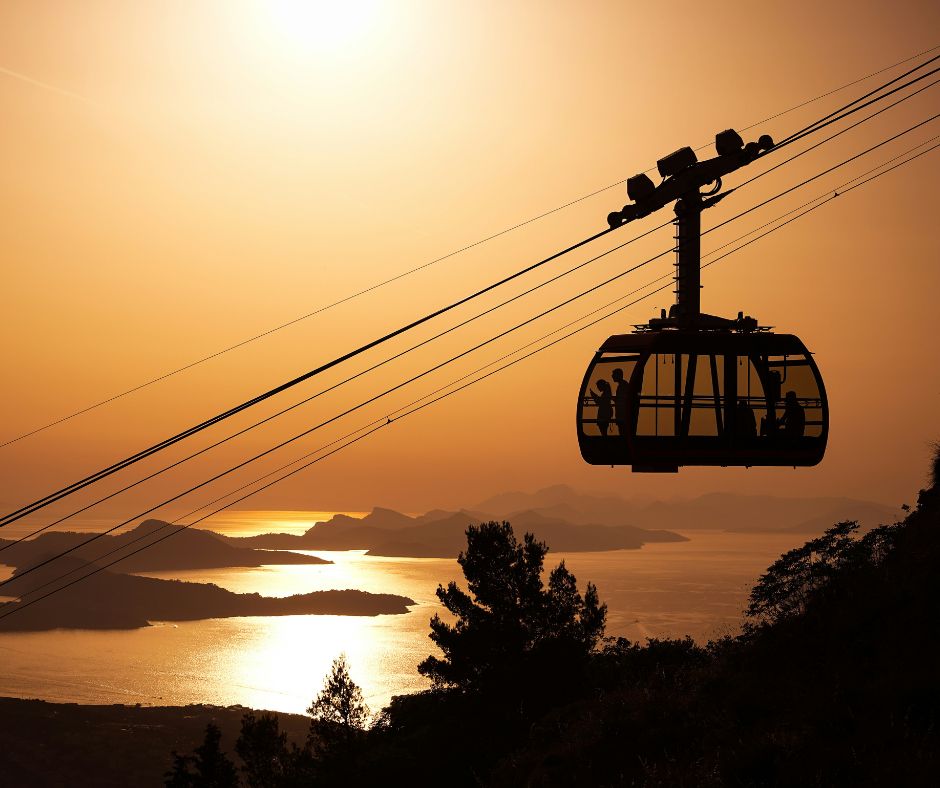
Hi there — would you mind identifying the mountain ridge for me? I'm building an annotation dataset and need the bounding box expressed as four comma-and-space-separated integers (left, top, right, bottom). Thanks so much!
475, 486, 900, 532
225, 505, 685, 557
0, 519, 331, 573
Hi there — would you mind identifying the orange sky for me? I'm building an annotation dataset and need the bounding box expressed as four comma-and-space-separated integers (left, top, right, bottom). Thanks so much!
1, 1, 939, 527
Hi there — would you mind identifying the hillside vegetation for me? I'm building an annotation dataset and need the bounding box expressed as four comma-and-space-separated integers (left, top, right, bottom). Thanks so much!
170, 448, 938, 786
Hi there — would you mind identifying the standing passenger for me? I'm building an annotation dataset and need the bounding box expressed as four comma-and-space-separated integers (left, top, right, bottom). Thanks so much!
612, 368, 631, 437
589, 379, 613, 437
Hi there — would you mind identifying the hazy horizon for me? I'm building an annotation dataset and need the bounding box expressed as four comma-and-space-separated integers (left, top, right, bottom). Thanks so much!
0, 481, 906, 541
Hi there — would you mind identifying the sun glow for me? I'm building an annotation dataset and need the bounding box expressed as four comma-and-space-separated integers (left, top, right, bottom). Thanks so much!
263, 0, 381, 54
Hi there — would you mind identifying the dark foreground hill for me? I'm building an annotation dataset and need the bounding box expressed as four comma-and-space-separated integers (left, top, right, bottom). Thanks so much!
0, 698, 309, 788
227, 506, 686, 557
0, 558, 414, 631
0, 519, 330, 572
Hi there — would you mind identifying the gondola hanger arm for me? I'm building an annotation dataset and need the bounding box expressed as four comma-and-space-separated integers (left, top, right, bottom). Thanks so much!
607, 129, 774, 228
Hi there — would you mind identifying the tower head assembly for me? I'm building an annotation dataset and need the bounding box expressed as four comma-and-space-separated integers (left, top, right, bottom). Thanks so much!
607, 129, 774, 333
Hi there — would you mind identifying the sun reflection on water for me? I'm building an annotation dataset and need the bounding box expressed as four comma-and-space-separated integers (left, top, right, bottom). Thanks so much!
133, 550, 459, 712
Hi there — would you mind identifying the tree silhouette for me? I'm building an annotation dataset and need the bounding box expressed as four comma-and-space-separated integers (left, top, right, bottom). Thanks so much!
307, 653, 370, 758
746, 520, 871, 626
164, 723, 237, 788
235, 711, 291, 788
418, 521, 607, 694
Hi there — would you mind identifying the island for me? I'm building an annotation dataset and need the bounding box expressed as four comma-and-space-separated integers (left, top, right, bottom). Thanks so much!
0, 519, 331, 573
0, 558, 414, 631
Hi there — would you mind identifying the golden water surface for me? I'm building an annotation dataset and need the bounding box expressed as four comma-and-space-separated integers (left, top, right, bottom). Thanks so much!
0, 524, 806, 714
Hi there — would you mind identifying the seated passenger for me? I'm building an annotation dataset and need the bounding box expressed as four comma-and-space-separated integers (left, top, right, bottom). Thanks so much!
736, 398, 757, 440
778, 390, 805, 438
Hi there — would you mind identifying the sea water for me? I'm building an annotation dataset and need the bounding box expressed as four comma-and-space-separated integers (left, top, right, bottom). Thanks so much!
0, 530, 805, 714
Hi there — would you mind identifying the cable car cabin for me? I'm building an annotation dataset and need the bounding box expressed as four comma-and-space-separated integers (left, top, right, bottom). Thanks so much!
576, 331, 828, 472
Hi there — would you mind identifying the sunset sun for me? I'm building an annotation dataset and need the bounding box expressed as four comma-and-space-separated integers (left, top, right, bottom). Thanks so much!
263, 0, 381, 54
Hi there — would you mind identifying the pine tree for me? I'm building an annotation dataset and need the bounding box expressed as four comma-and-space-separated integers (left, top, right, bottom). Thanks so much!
235, 711, 289, 788
164, 723, 237, 788
307, 654, 370, 757
418, 521, 607, 696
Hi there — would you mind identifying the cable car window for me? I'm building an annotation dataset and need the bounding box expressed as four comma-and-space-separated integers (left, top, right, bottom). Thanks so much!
637, 354, 725, 437
687, 354, 725, 437
579, 355, 639, 437
637, 353, 676, 437
736, 355, 767, 440
764, 355, 824, 438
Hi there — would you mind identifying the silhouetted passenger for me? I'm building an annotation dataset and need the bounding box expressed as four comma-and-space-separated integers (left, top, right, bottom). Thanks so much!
589, 379, 613, 437
759, 370, 783, 436
778, 390, 805, 438
612, 368, 631, 437
766, 370, 782, 403
736, 398, 757, 440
